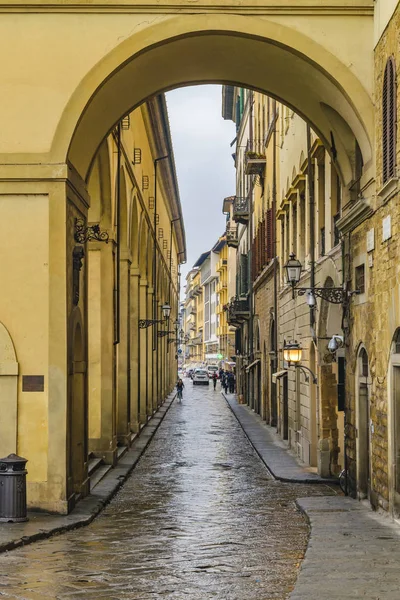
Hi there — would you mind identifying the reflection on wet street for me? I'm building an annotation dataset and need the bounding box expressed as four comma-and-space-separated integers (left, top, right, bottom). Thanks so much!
0, 382, 335, 599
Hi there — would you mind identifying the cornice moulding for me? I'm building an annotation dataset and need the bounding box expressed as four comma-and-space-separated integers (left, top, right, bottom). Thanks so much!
336, 198, 373, 235
0, 2, 374, 14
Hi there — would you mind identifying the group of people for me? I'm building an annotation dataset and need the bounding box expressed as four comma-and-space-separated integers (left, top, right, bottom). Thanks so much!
218, 369, 235, 394
176, 368, 236, 399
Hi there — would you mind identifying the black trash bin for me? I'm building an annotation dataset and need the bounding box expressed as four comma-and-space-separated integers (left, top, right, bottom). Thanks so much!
0, 454, 28, 523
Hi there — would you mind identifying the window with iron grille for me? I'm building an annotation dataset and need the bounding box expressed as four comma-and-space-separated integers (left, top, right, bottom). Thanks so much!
355, 264, 365, 294
394, 329, 400, 354
359, 348, 368, 378
333, 214, 340, 247
383, 57, 397, 184
320, 227, 325, 256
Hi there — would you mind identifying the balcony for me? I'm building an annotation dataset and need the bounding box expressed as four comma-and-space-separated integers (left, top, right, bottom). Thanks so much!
226, 296, 250, 326
192, 284, 201, 296
245, 139, 266, 176
232, 196, 249, 225
192, 334, 203, 345
226, 224, 239, 248
216, 280, 227, 294
201, 269, 212, 284
216, 258, 228, 273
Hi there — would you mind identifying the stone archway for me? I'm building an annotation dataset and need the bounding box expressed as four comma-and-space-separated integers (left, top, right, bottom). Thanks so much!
0, 3, 376, 512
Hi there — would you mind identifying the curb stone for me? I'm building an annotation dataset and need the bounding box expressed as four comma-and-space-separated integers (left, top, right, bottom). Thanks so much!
223, 392, 338, 485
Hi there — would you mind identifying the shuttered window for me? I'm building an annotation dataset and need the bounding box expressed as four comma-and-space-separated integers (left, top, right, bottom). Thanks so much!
265, 208, 274, 261
383, 57, 397, 184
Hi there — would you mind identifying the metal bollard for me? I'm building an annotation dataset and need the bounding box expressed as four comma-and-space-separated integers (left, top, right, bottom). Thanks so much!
0, 454, 28, 523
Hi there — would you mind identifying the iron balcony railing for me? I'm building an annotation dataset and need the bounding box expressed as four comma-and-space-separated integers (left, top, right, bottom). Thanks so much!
232, 196, 249, 224
245, 139, 266, 175
226, 296, 250, 325
226, 224, 238, 247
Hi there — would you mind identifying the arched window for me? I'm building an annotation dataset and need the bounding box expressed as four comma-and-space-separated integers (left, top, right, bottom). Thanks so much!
383, 57, 397, 183
359, 347, 369, 378
393, 328, 400, 354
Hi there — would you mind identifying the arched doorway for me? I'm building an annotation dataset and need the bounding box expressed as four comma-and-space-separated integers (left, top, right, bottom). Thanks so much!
309, 342, 318, 467
390, 329, 400, 517
318, 277, 343, 475
356, 346, 370, 499
269, 318, 277, 428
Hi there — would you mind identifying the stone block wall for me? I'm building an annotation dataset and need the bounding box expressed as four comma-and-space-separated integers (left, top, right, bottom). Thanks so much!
345, 3, 400, 510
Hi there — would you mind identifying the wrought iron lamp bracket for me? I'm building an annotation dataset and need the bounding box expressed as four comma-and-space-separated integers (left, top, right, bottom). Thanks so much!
294, 364, 318, 385
74, 218, 109, 244
157, 330, 175, 338
139, 319, 164, 329
286, 362, 318, 384
297, 287, 345, 305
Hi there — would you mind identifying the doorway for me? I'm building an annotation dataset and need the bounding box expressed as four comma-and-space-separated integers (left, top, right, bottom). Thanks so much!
357, 348, 370, 499
69, 319, 89, 501
282, 374, 289, 440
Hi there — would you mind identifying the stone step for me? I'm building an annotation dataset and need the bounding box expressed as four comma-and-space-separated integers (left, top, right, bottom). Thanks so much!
117, 445, 128, 460
90, 465, 112, 491
88, 457, 103, 476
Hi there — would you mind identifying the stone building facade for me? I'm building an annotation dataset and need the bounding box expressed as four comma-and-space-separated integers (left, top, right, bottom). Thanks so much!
340, 1, 400, 512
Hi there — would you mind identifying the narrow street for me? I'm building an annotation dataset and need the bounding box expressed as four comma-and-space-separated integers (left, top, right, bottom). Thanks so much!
0, 382, 335, 600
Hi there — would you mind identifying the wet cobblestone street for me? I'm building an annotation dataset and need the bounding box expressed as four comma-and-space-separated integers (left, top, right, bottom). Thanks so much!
0, 382, 336, 599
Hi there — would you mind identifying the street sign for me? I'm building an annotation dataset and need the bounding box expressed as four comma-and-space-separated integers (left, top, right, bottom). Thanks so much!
178, 349, 182, 354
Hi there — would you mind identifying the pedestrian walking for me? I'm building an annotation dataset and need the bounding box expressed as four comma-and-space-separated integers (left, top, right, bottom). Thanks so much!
176, 378, 184, 402
228, 372, 235, 394
222, 371, 229, 393
212, 372, 218, 391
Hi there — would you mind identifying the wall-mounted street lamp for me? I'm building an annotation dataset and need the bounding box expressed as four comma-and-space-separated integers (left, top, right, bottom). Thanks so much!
139, 303, 171, 329
283, 253, 352, 305
283, 340, 318, 384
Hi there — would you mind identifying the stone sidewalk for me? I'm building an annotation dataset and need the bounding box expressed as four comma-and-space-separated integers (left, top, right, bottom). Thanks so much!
291, 496, 400, 599
0, 392, 176, 554
224, 391, 400, 600
223, 391, 337, 484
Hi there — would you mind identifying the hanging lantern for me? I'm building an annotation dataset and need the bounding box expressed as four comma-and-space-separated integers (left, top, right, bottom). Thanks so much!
283, 340, 302, 364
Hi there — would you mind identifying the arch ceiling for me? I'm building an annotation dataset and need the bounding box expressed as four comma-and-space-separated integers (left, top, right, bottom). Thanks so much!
50, 16, 373, 188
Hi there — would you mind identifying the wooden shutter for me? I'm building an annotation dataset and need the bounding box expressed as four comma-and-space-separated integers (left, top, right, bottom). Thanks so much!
260, 218, 266, 269
266, 208, 274, 261
240, 253, 248, 295
383, 57, 397, 184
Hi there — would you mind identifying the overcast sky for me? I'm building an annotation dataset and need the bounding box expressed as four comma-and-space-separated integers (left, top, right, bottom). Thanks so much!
166, 85, 236, 288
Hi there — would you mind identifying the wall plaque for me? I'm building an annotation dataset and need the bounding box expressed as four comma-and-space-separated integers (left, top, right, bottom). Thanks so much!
22, 375, 44, 392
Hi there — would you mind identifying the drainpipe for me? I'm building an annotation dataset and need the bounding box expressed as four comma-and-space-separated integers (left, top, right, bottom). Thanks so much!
272, 100, 278, 426
307, 124, 316, 340
153, 155, 168, 352
114, 123, 121, 346
248, 90, 254, 408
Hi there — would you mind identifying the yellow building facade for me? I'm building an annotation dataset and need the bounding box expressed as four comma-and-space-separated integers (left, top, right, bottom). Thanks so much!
0, 95, 185, 513
0, 0, 384, 514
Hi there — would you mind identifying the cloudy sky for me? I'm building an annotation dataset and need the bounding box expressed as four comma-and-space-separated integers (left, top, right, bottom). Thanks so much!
166, 85, 236, 287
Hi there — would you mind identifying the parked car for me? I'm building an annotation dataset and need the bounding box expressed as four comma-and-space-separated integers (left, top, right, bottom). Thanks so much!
207, 365, 219, 379
192, 369, 209, 385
